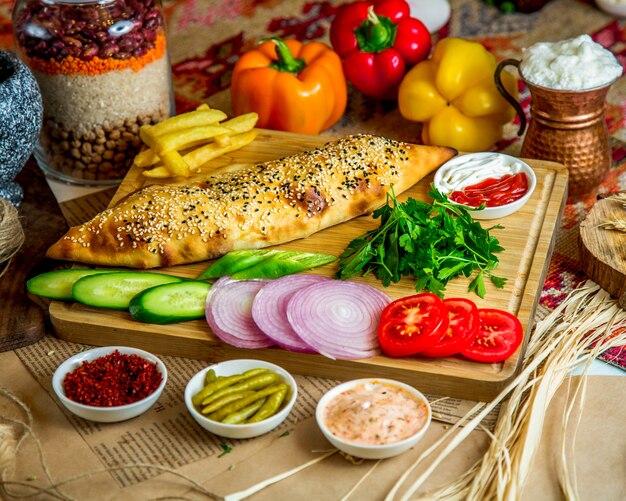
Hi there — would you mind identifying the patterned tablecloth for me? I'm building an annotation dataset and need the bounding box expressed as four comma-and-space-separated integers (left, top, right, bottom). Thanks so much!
1, 0, 624, 369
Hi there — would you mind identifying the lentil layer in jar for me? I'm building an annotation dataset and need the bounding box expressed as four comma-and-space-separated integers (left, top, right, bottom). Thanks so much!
13, 0, 174, 184
322, 381, 429, 446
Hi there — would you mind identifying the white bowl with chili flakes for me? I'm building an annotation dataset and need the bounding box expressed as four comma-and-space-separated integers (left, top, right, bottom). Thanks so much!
316, 378, 431, 460
52, 346, 167, 423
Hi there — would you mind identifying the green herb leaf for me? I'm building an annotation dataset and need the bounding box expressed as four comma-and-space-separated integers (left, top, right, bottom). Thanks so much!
468, 271, 487, 298
437, 261, 468, 281
490, 275, 508, 289
336, 185, 507, 297
218, 443, 233, 458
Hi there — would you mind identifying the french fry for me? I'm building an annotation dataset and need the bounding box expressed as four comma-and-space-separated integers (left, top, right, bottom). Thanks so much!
219, 113, 258, 135
184, 129, 259, 170
142, 165, 172, 178
136, 105, 259, 178
215, 134, 231, 147
160, 150, 190, 177
211, 113, 258, 148
154, 125, 229, 154
134, 147, 160, 168
140, 109, 227, 146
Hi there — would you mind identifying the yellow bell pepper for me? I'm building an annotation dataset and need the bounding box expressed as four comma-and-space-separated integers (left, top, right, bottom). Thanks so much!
398, 38, 518, 152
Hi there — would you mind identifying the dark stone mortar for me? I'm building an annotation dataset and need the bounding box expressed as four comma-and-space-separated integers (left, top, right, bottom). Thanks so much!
0, 50, 43, 206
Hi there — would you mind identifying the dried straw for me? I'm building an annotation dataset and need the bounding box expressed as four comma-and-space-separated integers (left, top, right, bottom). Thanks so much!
596, 192, 626, 231
223, 450, 338, 501
0, 198, 25, 278
384, 282, 626, 501
0, 425, 17, 480
340, 460, 382, 501
597, 220, 626, 232
606, 192, 626, 204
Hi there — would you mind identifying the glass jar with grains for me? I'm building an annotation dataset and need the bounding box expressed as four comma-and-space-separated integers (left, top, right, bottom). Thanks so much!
12, 0, 175, 185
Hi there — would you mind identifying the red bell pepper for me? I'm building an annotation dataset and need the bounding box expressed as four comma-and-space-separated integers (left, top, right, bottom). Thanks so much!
329, 0, 431, 100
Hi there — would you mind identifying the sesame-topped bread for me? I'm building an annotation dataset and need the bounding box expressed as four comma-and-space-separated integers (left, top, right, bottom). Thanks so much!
46, 134, 457, 269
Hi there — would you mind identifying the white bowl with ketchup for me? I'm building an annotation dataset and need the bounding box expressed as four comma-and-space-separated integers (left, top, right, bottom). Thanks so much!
434, 152, 537, 220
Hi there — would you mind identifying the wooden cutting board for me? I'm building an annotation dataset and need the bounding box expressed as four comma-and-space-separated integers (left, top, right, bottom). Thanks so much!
579, 194, 626, 308
48, 129, 569, 401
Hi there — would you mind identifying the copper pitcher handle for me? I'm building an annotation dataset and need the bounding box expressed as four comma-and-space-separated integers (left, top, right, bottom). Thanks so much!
495, 59, 526, 136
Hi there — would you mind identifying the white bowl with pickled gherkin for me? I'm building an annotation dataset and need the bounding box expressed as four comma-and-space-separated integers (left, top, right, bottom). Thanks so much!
184, 359, 297, 439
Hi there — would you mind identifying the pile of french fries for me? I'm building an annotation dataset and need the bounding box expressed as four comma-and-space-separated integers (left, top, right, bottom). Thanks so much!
134, 104, 259, 178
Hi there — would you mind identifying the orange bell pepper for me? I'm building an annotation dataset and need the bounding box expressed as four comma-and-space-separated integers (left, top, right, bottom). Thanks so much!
231, 38, 347, 135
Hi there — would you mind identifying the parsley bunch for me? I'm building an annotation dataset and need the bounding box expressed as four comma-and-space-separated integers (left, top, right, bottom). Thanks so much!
336, 186, 506, 298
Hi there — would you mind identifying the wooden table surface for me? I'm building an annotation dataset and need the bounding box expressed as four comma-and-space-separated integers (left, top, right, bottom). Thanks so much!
1, 1, 625, 499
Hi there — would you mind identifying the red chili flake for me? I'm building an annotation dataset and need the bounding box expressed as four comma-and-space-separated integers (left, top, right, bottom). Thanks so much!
63, 350, 163, 407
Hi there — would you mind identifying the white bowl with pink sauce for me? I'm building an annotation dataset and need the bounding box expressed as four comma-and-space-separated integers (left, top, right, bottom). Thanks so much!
315, 378, 431, 460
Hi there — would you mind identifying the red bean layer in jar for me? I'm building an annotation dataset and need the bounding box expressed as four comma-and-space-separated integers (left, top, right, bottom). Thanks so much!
450, 172, 528, 207
13, 0, 164, 64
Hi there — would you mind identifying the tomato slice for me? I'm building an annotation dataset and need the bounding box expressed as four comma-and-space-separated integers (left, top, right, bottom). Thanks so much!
377, 293, 449, 357
461, 309, 523, 363
420, 298, 479, 358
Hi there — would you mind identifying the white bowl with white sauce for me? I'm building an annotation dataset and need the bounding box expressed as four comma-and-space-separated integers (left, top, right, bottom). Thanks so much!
316, 378, 431, 460
433, 152, 537, 220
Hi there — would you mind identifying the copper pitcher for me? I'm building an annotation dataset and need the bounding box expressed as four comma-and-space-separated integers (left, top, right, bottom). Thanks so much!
495, 59, 618, 199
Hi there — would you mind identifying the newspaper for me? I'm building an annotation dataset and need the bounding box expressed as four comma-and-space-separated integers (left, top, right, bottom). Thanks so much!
12, 336, 498, 489
1, 336, 622, 500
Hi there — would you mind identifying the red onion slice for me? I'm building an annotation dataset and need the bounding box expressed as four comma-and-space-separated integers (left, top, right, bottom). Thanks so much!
251, 274, 329, 353
205, 279, 275, 349
286, 281, 392, 359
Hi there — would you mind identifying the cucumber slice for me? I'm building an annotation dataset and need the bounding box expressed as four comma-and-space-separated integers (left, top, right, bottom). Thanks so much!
72, 272, 184, 310
26, 269, 117, 301
129, 281, 212, 324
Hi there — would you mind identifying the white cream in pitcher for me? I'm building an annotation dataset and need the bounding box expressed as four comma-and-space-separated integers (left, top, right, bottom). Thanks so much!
520, 34, 622, 90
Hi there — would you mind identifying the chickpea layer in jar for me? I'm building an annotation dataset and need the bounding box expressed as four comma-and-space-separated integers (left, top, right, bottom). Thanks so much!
13, 0, 174, 184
